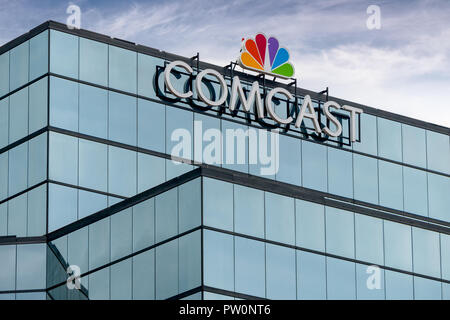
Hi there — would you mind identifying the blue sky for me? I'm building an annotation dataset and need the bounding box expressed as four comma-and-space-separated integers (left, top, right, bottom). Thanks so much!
1, 0, 449, 127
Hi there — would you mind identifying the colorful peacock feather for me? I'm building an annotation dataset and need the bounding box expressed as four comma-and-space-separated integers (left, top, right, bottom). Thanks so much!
238, 33, 295, 79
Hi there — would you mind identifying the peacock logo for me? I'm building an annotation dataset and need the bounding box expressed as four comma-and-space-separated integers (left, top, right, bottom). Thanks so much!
238, 33, 295, 79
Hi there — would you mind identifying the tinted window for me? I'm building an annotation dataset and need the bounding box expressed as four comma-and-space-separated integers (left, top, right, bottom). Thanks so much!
325, 207, 355, 258
265, 192, 295, 245
109, 46, 136, 93
79, 37, 108, 86
50, 30, 78, 79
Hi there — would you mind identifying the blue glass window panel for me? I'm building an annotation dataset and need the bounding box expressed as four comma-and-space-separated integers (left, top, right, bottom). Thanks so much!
78, 190, 107, 219
0, 98, 8, 149
137, 99, 165, 153
0, 52, 9, 96
325, 207, 355, 259
355, 214, 384, 265
378, 160, 403, 210
297, 251, 326, 300
385, 270, 413, 300
137, 53, 163, 100
89, 267, 110, 300
108, 92, 136, 146
414, 277, 442, 300
48, 184, 78, 232
166, 159, 193, 180
7, 193, 27, 237
156, 239, 178, 299
327, 147, 353, 198
444, 283, 450, 300
353, 113, 377, 155
79, 139, 107, 192
276, 134, 301, 185
265, 192, 295, 245
28, 133, 47, 186
326, 257, 356, 300
110, 259, 132, 300
295, 199, 325, 251
27, 185, 47, 236
302, 140, 327, 192
203, 230, 234, 291
155, 187, 178, 243
383, 220, 412, 271
0, 294, 15, 300
426, 130, 450, 174
132, 250, 155, 300
79, 84, 108, 139
68, 226, 89, 276
193, 113, 221, 165
266, 244, 296, 299
179, 178, 201, 233
28, 78, 48, 133
133, 199, 155, 252
181, 292, 202, 300
234, 184, 264, 238
353, 154, 378, 204
203, 292, 234, 300
179, 231, 201, 293
29, 31, 48, 81
427, 173, 450, 222
0, 245, 16, 290
52, 236, 68, 263
402, 124, 426, 168
235, 237, 265, 297
49, 132, 78, 185
9, 88, 28, 143
79, 37, 108, 86
8, 142, 28, 196
109, 46, 136, 93
0, 152, 8, 201
50, 30, 78, 79
50, 77, 78, 132
89, 218, 111, 270
248, 129, 277, 180
403, 167, 428, 216
137, 153, 165, 193
108, 196, 123, 207
0, 203, 6, 235
166, 106, 193, 162
377, 118, 402, 161
356, 263, 385, 300
221, 120, 249, 174
111, 209, 132, 261
16, 244, 46, 290
412, 227, 441, 278
441, 234, 450, 280
203, 177, 233, 231
9, 41, 29, 91
108, 146, 136, 197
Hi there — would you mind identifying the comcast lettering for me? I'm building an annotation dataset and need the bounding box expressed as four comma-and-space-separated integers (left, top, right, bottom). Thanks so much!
164, 60, 363, 142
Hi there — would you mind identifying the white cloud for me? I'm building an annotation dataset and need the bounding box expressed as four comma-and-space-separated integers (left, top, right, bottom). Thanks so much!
1, 0, 448, 127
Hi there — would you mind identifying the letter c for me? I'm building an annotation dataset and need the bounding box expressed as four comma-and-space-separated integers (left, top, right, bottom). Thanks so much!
164, 60, 193, 99
265, 87, 294, 124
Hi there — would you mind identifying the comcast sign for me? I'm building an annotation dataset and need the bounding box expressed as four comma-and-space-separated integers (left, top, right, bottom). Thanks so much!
163, 33, 363, 142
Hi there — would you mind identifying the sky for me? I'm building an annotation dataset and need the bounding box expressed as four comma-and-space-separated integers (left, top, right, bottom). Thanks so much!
1, 0, 449, 127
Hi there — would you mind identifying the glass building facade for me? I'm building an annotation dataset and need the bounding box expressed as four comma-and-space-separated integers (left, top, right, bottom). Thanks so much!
0, 21, 449, 300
